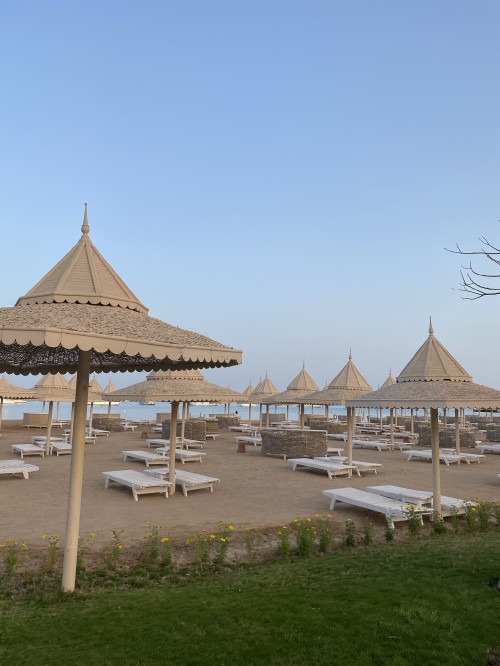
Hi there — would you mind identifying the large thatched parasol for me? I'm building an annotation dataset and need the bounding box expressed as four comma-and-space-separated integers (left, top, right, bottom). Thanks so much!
296, 352, 372, 417
0, 206, 242, 591
247, 373, 280, 427
0, 376, 36, 429
346, 319, 500, 514
262, 365, 319, 427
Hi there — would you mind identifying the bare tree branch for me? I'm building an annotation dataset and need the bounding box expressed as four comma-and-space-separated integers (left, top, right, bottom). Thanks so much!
445, 232, 500, 298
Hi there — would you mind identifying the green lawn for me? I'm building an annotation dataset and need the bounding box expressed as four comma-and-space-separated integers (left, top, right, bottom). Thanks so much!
1, 533, 499, 665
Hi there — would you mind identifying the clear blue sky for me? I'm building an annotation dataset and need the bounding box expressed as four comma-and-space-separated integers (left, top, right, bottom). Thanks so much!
1, 1, 500, 392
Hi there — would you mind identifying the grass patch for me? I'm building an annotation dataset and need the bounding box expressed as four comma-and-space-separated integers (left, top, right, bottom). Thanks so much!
0, 533, 499, 665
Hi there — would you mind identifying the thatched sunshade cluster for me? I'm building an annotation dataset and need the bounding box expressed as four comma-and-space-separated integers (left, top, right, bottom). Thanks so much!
105, 369, 247, 404
0, 376, 37, 429
346, 320, 500, 514
0, 206, 242, 591
263, 365, 319, 426
246, 373, 279, 427
296, 352, 372, 416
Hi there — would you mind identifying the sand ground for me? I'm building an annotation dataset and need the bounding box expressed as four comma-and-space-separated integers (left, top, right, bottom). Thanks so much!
1, 421, 499, 551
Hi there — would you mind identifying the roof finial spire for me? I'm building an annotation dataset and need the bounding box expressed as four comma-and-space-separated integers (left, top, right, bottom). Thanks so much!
349, 347, 352, 360
81, 203, 90, 236
429, 316, 434, 336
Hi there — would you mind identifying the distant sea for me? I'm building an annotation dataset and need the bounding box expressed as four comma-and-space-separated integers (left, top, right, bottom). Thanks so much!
1, 401, 347, 423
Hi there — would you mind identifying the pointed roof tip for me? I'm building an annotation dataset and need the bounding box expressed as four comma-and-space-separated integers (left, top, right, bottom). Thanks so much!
349, 347, 352, 360
81, 203, 90, 236
429, 316, 434, 335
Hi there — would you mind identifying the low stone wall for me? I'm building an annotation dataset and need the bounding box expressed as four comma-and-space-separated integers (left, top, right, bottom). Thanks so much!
162, 419, 207, 441
92, 414, 123, 432
216, 415, 239, 430
486, 424, 500, 442
416, 425, 476, 448
261, 429, 327, 458
309, 420, 346, 434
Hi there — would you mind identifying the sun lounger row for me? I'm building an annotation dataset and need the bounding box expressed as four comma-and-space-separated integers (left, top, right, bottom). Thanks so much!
0, 460, 39, 479
475, 443, 500, 454
403, 449, 467, 465
144, 468, 220, 496
103, 470, 171, 501
102, 469, 220, 500
322, 485, 476, 528
289, 458, 355, 478
122, 449, 205, 466
364, 485, 477, 515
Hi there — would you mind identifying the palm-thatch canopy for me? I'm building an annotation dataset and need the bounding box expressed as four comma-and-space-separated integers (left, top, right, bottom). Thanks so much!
32, 373, 103, 403
346, 321, 500, 410
296, 352, 372, 406
0, 375, 36, 400
0, 207, 241, 376
380, 370, 396, 389
0, 206, 242, 592
248, 373, 279, 403
263, 365, 318, 404
105, 369, 247, 404
345, 319, 500, 516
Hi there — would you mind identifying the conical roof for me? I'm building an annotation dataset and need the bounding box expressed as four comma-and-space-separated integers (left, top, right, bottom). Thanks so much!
32, 373, 102, 402
381, 370, 396, 389
327, 352, 372, 391
249, 373, 280, 403
0, 207, 242, 375
16, 205, 148, 314
105, 369, 247, 403
0, 376, 36, 400
103, 380, 117, 394
297, 353, 371, 406
264, 365, 319, 404
243, 382, 254, 396
346, 321, 500, 410
397, 319, 471, 383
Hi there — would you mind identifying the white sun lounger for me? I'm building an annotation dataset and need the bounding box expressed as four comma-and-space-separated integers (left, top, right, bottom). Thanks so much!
154, 447, 206, 464
102, 470, 171, 501
440, 448, 485, 463
288, 458, 354, 478
89, 428, 110, 437
31, 435, 68, 445
11, 444, 45, 458
326, 447, 344, 456
50, 442, 73, 456
121, 423, 137, 431
322, 487, 433, 529
403, 450, 463, 465
352, 439, 394, 451
146, 438, 170, 448
179, 438, 205, 450
475, 443, 500, 454
0, 460, 40, 479
235, 436, 262, 447
144, 468, 220, 496
315, 457, 383, 475
122, 450, 169, 466
326, 433, 347, 442
366, 485, 477, 515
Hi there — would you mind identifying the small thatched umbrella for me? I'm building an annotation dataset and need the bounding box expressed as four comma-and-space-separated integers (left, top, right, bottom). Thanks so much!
0, 206, 241, 591
240, 381, 255, 424
296, 352, 372, 419
0, 376, 36, 430
32, 373, 103, 453
248, 373, 280, 427
346, 319, 500, 514
263, 364, 319, 427
106, 368, 247, 444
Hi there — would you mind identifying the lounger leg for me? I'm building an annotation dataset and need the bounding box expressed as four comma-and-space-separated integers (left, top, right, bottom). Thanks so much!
329, 498, 337, 510
22, 471, 29, 479
104, 478, 110, 490
132, 489, 139, 501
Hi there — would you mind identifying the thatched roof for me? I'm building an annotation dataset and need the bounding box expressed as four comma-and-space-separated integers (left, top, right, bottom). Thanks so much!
381, 370, 396, 388
263, 365, 319, 404
296, 353, 371, 406
32, 373, 103, 403
0, 207, 242, 375
248, 373, 279, 403
0, 376, 36, 400
105, 369, 247, 404
347, 321, 500, 409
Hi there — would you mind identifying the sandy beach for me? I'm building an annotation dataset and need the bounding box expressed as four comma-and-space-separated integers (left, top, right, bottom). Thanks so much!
1, 420, 499, 553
